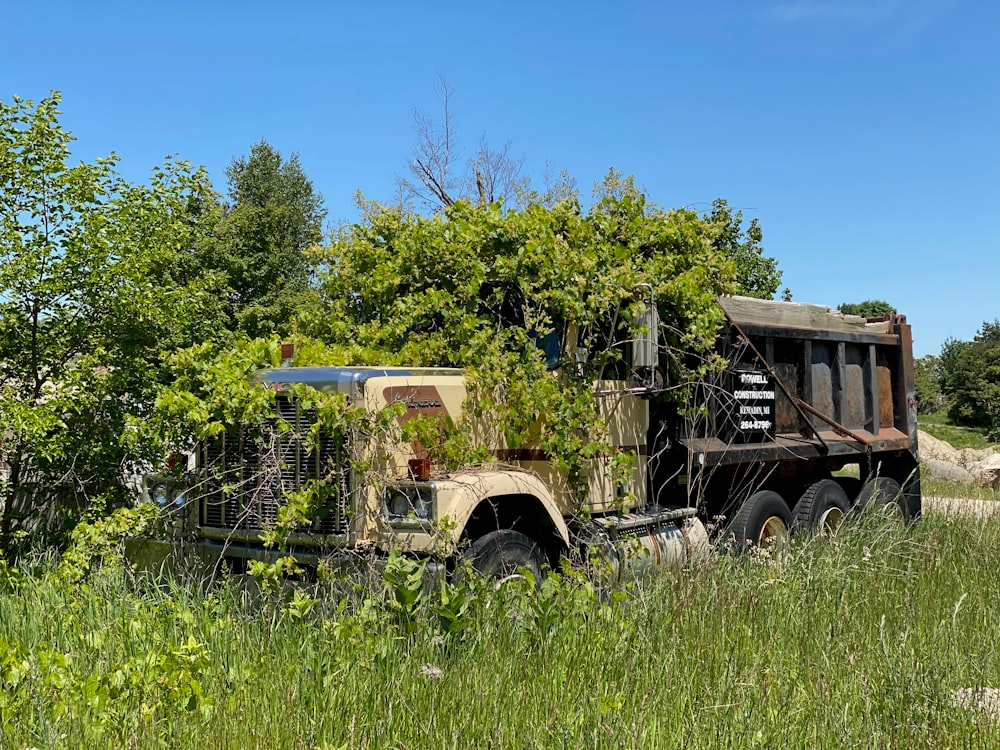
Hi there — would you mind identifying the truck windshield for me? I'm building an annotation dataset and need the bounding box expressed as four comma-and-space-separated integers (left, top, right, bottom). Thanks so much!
532, 325, 563, 369
479, 281, 564, 370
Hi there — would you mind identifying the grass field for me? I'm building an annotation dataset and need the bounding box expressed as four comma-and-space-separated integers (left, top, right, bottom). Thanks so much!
922, 473, 1000, 502
2, 507, 1000, 749
919, 410, 995, 451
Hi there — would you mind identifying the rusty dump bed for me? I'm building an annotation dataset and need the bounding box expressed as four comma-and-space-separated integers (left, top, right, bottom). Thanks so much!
682, 296, 918, 467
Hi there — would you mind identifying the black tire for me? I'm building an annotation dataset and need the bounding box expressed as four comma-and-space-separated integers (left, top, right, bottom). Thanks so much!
834, 476, 863, 505
467, 529, 546, 580
728, 490, 792, 550
897, 467, 922, 522
855, 477, 910, 520
792, 479, 850, 535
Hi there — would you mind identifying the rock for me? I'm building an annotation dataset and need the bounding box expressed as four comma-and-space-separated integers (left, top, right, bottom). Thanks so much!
968, 454, 1000, 490
919, 429, 1000, 488
918, 430, 962, 464
923, 457, 977, 484
963, 447, 998, 465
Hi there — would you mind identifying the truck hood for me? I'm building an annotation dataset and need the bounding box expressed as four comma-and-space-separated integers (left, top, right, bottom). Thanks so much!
253, 366, 464, 395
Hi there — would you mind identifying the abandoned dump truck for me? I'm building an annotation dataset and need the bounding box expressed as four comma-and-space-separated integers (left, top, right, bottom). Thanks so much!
134, 296, 920, 580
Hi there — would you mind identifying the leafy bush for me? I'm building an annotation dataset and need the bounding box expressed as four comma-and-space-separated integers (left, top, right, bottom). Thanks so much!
838, 299, 897, 318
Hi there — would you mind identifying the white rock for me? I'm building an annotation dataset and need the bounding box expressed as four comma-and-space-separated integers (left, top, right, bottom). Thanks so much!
918, 430, 962, 464
968, 454, 1000, 490
923, 457, 977, 484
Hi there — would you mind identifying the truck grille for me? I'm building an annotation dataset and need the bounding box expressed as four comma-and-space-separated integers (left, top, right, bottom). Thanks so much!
198, 397, 349, 536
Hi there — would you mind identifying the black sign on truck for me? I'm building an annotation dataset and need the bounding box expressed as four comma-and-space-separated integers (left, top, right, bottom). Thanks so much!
725, 369, 776, 442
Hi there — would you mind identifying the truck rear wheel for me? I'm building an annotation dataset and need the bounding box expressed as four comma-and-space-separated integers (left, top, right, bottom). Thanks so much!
467, 529, 546, 580
833, 476, 862, 505
729, 491, 792, 550
855, 477, 904, 520
792, 479, 850, 535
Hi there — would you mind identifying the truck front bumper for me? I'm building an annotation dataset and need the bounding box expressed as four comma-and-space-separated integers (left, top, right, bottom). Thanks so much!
123, 536, 447, 582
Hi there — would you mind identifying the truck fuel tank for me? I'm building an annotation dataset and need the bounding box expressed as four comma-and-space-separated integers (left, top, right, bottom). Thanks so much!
581, 508, 710, 582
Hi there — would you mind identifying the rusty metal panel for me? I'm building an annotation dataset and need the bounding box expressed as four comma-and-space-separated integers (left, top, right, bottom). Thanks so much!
772, 362, 800, 433
877, 365, 894, 428
810, 361, 834, 428
842, 363, 865, 429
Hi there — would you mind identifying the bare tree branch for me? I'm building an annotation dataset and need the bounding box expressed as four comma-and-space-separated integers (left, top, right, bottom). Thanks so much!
397, 76, 526, 211
397, 75, 457, 209
466, 136, 525, 206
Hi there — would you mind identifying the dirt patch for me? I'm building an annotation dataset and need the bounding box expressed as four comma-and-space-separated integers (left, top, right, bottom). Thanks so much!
919, 430, 995, 466
953, 687, 1000, 720
923, 496, 1000, 520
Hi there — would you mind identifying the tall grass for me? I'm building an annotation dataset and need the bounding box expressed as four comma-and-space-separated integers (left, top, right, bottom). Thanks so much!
2, 514, 1000, 748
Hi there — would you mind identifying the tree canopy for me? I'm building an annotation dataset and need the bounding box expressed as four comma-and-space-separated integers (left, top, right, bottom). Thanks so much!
913, 354, 945, 414
196, 140, 326, 337
0, 92, 224, 554
705, 199, 785, 300
303, 173, 734, 366
939, 321, 1000, 437
838, 299, 897, 318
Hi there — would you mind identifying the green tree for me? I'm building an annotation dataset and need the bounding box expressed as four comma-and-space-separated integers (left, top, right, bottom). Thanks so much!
0, 92, 222, 555
208, 140, 326, 337
705, 199, 786, 300
913, 354, 945, 414
940, 321, 1000, 436
837, 299, 897, 318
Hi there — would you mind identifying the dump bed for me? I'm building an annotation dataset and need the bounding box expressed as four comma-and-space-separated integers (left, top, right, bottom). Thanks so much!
682, 296, 919, 468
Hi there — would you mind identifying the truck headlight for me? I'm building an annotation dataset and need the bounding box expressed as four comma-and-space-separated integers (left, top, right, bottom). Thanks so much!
144, 477, 185, 509
384, 484, 435, 522
151, 483, 172, 506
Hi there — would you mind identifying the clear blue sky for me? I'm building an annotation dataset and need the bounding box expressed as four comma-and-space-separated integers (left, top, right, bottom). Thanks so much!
3, 0, 997, 357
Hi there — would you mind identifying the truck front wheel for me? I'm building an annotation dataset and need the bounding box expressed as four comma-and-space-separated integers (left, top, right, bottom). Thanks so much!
467, 529, 546, 580
728, 491, 792, 550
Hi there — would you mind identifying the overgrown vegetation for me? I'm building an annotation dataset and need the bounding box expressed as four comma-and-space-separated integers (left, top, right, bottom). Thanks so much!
0, 93, 227, 558
2, 514, 998, 747
2, 85, 998, 750
147, 171, 776, 544
1, 91, 785, 558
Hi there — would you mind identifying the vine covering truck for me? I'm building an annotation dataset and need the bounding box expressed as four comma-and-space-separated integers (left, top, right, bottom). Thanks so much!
134, 295, 920, 580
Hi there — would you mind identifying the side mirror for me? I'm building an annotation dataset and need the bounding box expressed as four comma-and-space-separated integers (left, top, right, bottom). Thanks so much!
632, 300, 663, 394
633, 300, 659, 370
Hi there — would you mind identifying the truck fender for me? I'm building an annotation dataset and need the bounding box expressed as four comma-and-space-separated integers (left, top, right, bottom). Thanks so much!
432, 469, 571, 550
